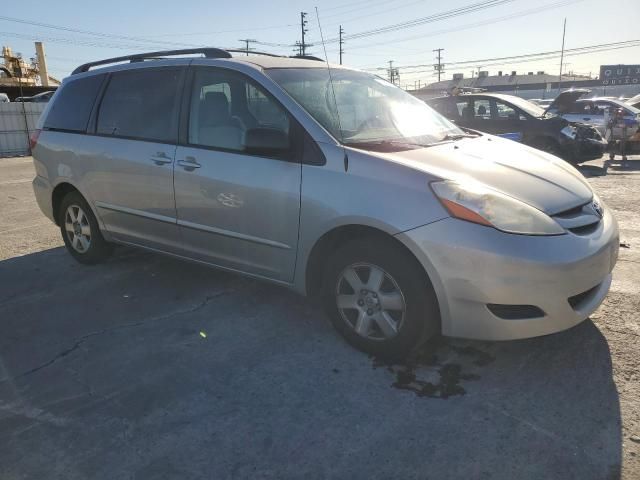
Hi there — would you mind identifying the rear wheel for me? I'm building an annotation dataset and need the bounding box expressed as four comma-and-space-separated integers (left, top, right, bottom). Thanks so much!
59, 191, 112, 264
323, 238, 440, 359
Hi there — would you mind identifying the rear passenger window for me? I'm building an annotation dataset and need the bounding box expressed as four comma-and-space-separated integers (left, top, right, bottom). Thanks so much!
97, 68, 182, 143
473, 99, 491, 119
43, 75, 104, 132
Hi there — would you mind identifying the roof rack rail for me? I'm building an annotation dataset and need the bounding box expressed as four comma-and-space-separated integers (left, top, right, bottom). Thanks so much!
71, 48, 232, 75
290, 55, 324, 62
225, 49, 283, 58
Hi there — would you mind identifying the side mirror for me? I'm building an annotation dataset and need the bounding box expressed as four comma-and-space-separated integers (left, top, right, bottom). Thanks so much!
245, 128, 290, 156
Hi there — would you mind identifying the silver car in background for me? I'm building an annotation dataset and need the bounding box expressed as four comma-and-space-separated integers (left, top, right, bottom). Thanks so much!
31, 49, 619, 358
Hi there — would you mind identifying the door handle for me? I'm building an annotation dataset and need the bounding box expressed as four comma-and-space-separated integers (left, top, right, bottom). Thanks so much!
150, 151, 172, 165
583, 117, 591, 121
177, 157, 201, 170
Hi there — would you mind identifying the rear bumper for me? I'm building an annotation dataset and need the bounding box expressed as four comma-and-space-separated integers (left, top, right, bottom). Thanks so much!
32, 175, 54, 223
396, 208, 619, 340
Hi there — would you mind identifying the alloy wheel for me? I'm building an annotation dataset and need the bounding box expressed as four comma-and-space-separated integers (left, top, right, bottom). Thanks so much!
335, 263, 406, 341
64, 204, 92, 253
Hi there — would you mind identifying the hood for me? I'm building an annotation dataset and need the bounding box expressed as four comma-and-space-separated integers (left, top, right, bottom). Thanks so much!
373, 135, 593, 215
627, 94, 640, 109
545, 88, 590, 114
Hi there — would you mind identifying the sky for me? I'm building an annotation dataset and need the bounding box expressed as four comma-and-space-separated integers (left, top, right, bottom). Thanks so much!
2, 0, 639, 88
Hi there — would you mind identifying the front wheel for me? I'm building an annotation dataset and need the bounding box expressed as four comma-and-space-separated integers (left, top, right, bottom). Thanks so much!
59, 191, 112, 264
323, 238, 440, 359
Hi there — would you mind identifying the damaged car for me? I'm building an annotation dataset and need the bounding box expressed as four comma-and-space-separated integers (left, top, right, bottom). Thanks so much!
427, 92, 606, 164
547, 88, 640, 140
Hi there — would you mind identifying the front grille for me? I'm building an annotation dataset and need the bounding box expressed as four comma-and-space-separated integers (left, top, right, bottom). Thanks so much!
568, 222, 600, 235
552, 201, 602, 234
568, 284, 601, 310
553, 203, 587, 219
487, 304, 545, 320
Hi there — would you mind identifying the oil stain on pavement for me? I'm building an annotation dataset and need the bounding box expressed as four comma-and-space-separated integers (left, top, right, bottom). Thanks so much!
372, 339, 495, 399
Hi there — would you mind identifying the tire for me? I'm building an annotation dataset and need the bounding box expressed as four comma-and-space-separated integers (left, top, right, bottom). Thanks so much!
322, 238, 440, 360
58, 191, 112, 264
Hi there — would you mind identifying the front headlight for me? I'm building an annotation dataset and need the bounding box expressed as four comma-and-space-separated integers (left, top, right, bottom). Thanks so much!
431, 180, 566, 235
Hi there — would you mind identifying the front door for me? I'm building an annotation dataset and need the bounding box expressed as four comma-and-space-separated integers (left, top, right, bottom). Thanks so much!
173, 67, 301, 282
488, 98, 528, 142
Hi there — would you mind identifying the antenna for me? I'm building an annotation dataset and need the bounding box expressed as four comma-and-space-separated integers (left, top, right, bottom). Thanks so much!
314, 7, 346, 151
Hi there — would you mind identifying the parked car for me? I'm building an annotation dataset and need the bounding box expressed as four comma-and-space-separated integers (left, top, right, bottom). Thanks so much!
0, 92, 9, 103
626, 93, 640, 109
31, 48, 619, 358
546, 89, 640, 140
15, 90, 55, 103
427, 93, 606, 164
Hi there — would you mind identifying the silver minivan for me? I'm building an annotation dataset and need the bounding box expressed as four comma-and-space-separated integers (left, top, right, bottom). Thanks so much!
31, 49, 619, 358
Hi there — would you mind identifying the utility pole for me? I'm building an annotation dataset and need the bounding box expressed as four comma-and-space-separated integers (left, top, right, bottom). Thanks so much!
339, 25, 344, 65
387, 60, 399, 85
433, 48, 444, 82
558, 17, 567, 92
239, 39, 257, 56
300, 12, 308, 56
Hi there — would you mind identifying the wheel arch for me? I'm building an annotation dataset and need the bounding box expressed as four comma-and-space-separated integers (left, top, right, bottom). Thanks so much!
51, 182, 80, 225
51, 181, 105, 233
304, 224, 433, 299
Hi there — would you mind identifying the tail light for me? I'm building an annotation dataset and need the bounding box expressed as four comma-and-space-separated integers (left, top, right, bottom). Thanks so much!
29, 129, 41, 150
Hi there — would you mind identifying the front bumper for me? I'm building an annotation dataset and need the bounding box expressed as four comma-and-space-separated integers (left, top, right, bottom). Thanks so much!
559, 134, 607, 163
396, 209, 619, 340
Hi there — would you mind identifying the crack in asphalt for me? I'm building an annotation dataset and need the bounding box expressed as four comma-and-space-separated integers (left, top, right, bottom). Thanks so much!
5, 290, 230, 381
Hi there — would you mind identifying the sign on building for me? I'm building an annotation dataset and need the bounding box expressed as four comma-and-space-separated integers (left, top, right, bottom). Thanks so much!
599, 65, 640, 85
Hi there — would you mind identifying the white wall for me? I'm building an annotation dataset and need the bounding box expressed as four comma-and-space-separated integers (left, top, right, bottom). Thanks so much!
0, 103, 46, 157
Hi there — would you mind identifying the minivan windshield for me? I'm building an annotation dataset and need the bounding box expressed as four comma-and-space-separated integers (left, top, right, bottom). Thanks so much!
266, 68, 464, 148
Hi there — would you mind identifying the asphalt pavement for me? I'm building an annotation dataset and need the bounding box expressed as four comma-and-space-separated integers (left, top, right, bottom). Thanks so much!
0, 156, 638, 479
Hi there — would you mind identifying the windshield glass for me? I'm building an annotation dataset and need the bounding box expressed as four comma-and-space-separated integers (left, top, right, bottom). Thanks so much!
266, 67, 463, 146
499, 95, 549, 117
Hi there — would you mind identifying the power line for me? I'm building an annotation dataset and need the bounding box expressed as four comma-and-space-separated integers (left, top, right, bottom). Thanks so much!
0, 31, 165, 50
323, 0, 518, 43
393, 40, 640, 79
323, 0, 581, 53
140, 24, 298, 37
371, 39, 640, 73
0, 15, 201, 48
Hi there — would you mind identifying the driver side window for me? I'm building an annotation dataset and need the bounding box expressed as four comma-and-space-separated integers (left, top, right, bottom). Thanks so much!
493, 100, 527, 121
188, 69, 291, 156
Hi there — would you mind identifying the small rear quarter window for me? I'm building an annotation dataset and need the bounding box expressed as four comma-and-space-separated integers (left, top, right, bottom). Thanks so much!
44, 74, 104, 132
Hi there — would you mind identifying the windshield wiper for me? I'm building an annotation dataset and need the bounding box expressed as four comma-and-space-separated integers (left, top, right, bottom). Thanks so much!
440, 133, 478, 141
344, 139, 425, 149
